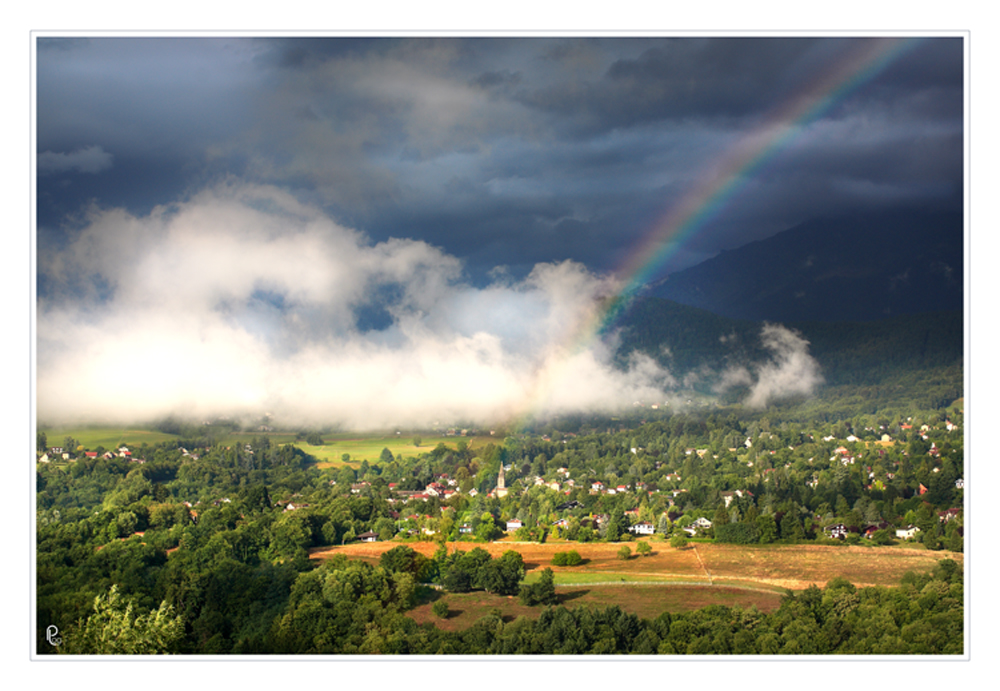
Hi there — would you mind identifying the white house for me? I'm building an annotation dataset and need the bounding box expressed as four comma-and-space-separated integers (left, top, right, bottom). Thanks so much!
629, 521, 655, 535
684, 517, 713, 536
824, 524, 848, 539
506, 519, 523, 532
895, 525, 920, 540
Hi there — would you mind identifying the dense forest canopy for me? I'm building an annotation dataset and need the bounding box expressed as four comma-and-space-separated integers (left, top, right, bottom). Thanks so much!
36, 391, 964, 655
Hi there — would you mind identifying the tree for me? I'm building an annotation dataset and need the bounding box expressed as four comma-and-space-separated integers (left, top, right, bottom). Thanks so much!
635, 541, 652, 557
657, 514, 671, 534
59, 585, 184, 655
520, 568, 558, 606
37, 431, 47, 454
756, 514, 778, 544
380, 448, 395, 464
336, 466, 356, 487
670, 532, 689, 550
432, 600, 449, 618
476, 514, 501, 542
617, 544, 632, 560
413, 437, 422, 448
305, 432, 324, 446
872, 528, 895, 546
476, 550, 525, 595
713, 504, 730, 526
374, 517, 396, 542
605, 514, 623, 542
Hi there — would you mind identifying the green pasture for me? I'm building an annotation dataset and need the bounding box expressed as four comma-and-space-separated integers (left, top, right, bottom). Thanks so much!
300, 434, 495, 466
39, 426, 495, 465
39, 426, 182, 450
522, 571, 706, 586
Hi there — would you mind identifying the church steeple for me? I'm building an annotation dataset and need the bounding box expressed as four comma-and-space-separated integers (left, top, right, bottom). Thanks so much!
496, 463, 508, 498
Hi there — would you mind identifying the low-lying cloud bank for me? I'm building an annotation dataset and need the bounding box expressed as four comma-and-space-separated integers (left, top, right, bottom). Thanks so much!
36, 182, 822, 429
713, 324, 825, 409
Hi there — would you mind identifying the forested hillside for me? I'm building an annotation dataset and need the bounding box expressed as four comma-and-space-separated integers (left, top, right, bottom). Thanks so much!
615, 297, 963, 416
37, 397, 964, 654
647, 210, 963, 323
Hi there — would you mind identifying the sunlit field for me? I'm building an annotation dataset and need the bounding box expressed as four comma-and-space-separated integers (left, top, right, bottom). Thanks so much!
297, 434, 497, 466
312, 539, 961, 631
311, 539, 962, 591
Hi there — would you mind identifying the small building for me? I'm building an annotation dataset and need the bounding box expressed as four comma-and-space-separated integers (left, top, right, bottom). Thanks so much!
683, 517, 713, 536
356, 531, 379, 543
824, 524, 848, 540
506, 519, 523, 532
629, 521, 655, 536
895, 525, 920, 540
938, 508, 962, 523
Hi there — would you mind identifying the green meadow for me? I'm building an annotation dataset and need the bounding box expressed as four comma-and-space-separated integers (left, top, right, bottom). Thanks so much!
38, 426, 495, 465
297, 434, 495, 466
40, 426, 183, 450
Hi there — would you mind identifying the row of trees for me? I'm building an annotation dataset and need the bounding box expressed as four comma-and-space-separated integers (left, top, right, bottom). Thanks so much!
56, 555, 959, 654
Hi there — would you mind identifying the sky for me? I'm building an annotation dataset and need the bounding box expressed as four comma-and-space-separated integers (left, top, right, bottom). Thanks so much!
34, 35, 964, 429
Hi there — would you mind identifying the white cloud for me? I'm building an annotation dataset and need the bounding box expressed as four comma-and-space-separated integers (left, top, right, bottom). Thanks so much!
37, 145, 113, 175
36, 182, 677, 429
37, 183, 827, 428
743, 323, 824, 408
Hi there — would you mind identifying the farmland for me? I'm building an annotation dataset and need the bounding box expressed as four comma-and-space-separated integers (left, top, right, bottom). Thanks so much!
310, 539, 959, 590
39, 426, 183, 450
38, 425, 495, 465
297, 434, 496, 466
310, 539, 959, 629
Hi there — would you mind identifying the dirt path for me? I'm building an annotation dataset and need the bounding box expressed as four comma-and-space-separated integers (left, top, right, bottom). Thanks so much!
692, 545, 712, 584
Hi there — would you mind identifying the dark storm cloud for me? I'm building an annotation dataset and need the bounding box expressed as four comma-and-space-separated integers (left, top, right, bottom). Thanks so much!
35, 35, 963, 284
35, 34, 961, 426
517, 38, 821, 131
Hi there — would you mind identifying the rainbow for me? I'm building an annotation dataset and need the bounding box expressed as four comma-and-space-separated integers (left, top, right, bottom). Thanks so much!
508, 37, 925, 429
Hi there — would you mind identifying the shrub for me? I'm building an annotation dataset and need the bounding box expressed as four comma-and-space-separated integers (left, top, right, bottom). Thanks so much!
551, 550, 583, 566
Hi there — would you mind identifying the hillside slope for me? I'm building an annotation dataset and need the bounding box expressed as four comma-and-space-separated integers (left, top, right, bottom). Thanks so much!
648, 210, 963, 323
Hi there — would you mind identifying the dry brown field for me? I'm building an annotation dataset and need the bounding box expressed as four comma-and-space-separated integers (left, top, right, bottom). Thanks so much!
310, 538, 960, 590
310, 539, 961, 631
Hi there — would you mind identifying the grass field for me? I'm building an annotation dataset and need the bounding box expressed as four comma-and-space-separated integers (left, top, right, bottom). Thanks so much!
313, 538, 961, 590
38, 426, 495, 465
312, 539, 960, 591
406, 583, 785, 632
311, 539, 961, 631
297, 434, 496, 466
40, 426, 183, 449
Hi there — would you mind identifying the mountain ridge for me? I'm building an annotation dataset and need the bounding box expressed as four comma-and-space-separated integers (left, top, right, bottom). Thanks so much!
646, 209, 963, 323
